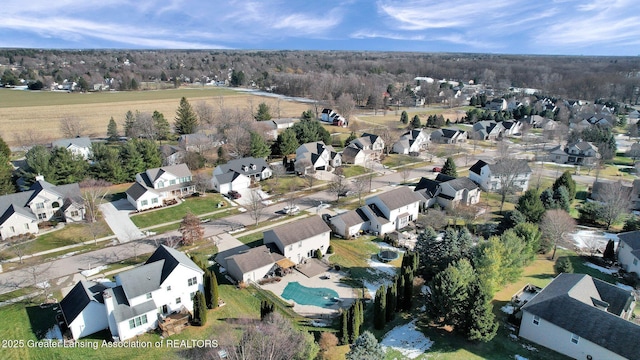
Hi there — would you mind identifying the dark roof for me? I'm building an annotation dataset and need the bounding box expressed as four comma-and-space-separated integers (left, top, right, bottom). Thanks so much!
445, 177, 479, 191
617, 231, 640, 251
469, 160, 488, 175
125, 181, 156, 201
159, 144, 183, 157
225, 245, 285, 274
214, 171, 245, 185
591, 181, 633, 202
521, 273, 640, 359
335, 208, 369, 227
264, 215, 331, 247
373, 187, 422, 210
415, 177, 440, 194
488, 159, 532, 176
145, 245, 204, 282
60, 280, 108, 324
218, 157, 270, 177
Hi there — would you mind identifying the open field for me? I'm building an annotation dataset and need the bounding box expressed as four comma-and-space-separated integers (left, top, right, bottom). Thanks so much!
0, 87, 310, 146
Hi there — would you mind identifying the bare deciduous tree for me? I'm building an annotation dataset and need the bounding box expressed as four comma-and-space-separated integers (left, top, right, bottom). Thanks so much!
593, 181, 632, 230
194, 101, 215, 125
179, 212, 204, 246
351, 176, 369, 205
329, 174, 350, 202
540, 209, 576, 260
193, 173, 212, 194
246, 189, 265, 226
400, 166, 412, 184
336, 93, 356, 122
417, 208, 449, 230
59, 116, 89, 138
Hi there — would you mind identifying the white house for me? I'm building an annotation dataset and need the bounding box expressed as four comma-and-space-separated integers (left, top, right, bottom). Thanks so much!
225, 245, 289, 283
471, 121, 504, 141
51, 137, 93, 160
0, 176, 84, 240
616, 231, 640, 276
263, 215, 331, 264
330, 187, 421, 238
126, 164, 196, 211
341, 146, 368, 165
519, 273, 638, 360
60, 245, 204, 341
348, 133, 384, 160
295, 142, 341, 173
468, 159, 531, 192
549, 141, 600, 166
392, 129, 430, 155
211, 157, 272, 194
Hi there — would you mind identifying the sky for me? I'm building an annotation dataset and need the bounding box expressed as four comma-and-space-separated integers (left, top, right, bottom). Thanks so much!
1, 0, 639, 56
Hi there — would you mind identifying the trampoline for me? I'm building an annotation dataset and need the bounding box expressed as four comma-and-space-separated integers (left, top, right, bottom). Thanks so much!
281, 282, 339, 307
378, 250, 399, 263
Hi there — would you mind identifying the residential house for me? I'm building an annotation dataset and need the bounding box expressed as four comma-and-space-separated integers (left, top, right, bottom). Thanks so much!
486, 98, 507, 111
320, 108, 347, 127
590, 180, 636, 209
347, 133, 385, 160
392, 129, 430, 155
502, 120, 522, 136
330, 187, 422, 238
628, 109, 640, 124
414, 174, 481, 209
616, 231, 640, 276
60, 245, 204, 341
295, 142, 341, 173
211, 157, 272, 194
159, 145, 184, 166
263, 215, 331, 264
549, 141, 600, 166
126, 164, 195, 211
430, 128, 467, 144
178, 133, 221, 152
263, 118, 297, 140
225, 245, 290, 283
341, 146, 368, 165
468, 159, 531, 192
471, 121, 504, 140
518, 273, 638, 360
0, 176, 84, 240
51, 137, 92, 160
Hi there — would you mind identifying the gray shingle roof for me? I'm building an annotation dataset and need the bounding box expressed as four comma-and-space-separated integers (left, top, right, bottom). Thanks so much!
117, 260, 165, 300
108, 286, 157, 324
335, 208, 369, 228
143, 164, 192, 184
373, 187, 422, 211
617, 231, 640, 254
217, 157, 270, 177
264, 215, 331, 247
488, 159, 531, 176
521, 273, 640, 359
60, 280, 107, 324
225, 245, 285, 274
51, 137, 92, 149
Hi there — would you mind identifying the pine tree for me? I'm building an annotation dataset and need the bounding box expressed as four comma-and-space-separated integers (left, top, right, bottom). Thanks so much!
411, 115, 421, 129
250, 131, 271, 158
0, 153, 15, 194
374, 285, 386, 329
124, 110, 137, 138
603, 239, 616, 261
119, 141, 145, 181
403, 269, 414, 310
255, 102, 272, 121
441, 157, 458, 177
553, 170, 576, 199
351, 300, 361, 342
400, 111, 409, 124
346, 331, 385, 360
152, 110, 171, 141
260, 300, 275, 320
386, 282, 396, 322
106, 117, 118, 141
192, 291, 207, 326
345, 131, 357, 145
204, 270, 219, 309
340, 310, 349, 345
276, 128, 299, 155
516, 189, 546, 223
174, 97, 198, 135
0, 136, 10, 159
396, 275, 405, 311
464, 279, 499, 342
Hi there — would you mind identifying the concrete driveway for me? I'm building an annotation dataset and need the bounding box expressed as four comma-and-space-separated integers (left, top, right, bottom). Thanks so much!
100, 199, 145, 242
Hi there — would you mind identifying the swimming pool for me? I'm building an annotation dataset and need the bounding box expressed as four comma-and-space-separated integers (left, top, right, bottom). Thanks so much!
281, 281, 339, 307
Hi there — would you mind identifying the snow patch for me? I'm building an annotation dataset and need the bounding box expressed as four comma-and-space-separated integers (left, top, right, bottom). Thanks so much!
571, 230, 618, 250
514, 355, 529, 360
310, 321, 328, 327
501, 304, 515, 315
81, 265, 107, 277
44, 325, 63, 340
366, 257, 398, 277
509, 334, 519, 341
381, 320, 434, 359
583, 262, 618, 275
616, 282, 634, 291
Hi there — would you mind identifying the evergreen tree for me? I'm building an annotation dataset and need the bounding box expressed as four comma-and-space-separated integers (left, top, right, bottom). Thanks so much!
400, 111, 409, 124
135, 139, 162, 169
403, 268, 414, 310
603, 240, 616, 261
464, 279, 499, 342
499, 230, 527, 283
350, 300, 361, 342
174, 97, 198, 135
0, 136, 10, 159
249, 131, 271, 158
374, 285, 386, 329
124, 110, 137, 138
291, 118, 331, 144
346, 331, 385, 360
276, 128, 299, 155
301, 109, 314, 120
556, 257, 574, 273
152, 110, 171, 141
411, 115, 421, 129
516, 189, 546, 223
345, 131, 357, 145
540, 187, 556, 209
428, 259, 476, 327
0, 153, 15, 194
386, 281, 396, 322
396, 275, 405, 311
217, 146, 228, 165
49, 147, 88, 184
473, 237, 504, 295
513, 222, 542, 262
192, 291, 207, 326
441, 157, 458, 177
415, 227, 445, 279
553, 185, 571, 212
255, 102, 272, 121
119, 141, 145, 181
260, 299, 275, 320
90, 143, 125, 183
204, 270, 220, 309
107, 117, 119, 141
553, 170, 576, 199
340, 310, 349, 345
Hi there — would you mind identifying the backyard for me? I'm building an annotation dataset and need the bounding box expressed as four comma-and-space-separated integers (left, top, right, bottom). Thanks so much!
130, 194, 229, 228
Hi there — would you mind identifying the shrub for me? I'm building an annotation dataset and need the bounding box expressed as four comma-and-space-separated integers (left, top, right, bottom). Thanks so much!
556, 257, 574, 274
327, 245, 334, 254
315, 249, 323, 259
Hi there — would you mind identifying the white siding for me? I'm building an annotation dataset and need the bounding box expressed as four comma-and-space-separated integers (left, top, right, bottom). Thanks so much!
69, 301, 108, 340
618, 241, 640, 276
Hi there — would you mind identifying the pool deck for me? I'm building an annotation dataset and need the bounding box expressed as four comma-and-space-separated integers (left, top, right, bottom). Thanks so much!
260, 268, 356, 318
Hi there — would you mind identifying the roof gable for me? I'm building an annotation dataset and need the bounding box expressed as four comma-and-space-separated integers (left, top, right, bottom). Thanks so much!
373, 187, 422, 210
264, 215, 331, 247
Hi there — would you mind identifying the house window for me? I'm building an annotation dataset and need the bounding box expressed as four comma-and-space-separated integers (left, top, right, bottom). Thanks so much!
24, 223, 29, 230
298, 242, 302, 248
190, 292, 196, 299
151, 198, 158, 204
70, 210, 79, 217
170, 179, 176, 185
146, 292, 152, 299
141, 200, 148, 206
289, 245, 293, 251
188, 277, 197, 286
9, 226, 14, 233
176, 297, 181, 304
634, 259, 638, 266
157, 181, 165, 188
38, 213, 47, 220
128, 314, 148, 329
167, 286, 171, 291
532, 315, 540, 325
571, 334, 579, 344
51, 201, 60, 208
36, 202, 45, 209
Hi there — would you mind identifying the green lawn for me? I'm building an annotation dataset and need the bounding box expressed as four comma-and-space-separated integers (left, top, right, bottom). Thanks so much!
329, 236, 387, 282
131, 195, 227, 228
341, 165, 370, 178
381, 154, 423, 168
236, 232, 264, 247
0, 87, 237, 108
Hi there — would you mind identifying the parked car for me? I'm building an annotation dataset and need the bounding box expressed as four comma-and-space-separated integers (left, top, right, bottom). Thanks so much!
432, 167, 442, 172
282, 205, 300, 214
228, 190, 241, 199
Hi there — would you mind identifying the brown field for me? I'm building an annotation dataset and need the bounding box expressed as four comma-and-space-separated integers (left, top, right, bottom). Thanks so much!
0, 87, 310, 146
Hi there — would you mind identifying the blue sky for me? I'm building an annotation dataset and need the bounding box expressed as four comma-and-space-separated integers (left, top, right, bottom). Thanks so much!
1, 0, 639, 55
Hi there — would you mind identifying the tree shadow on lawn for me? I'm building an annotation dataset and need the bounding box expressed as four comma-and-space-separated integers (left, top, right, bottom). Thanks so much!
25, 303, 58, 340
